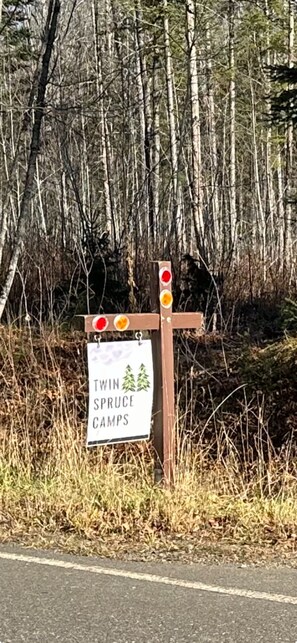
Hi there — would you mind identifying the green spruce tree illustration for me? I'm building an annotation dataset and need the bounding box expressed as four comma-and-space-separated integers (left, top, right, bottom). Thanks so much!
137, 363, 150, 392
122, 365, 136, 392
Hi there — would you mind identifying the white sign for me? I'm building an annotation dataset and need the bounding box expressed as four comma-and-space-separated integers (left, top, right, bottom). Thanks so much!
87, 340, 154, 446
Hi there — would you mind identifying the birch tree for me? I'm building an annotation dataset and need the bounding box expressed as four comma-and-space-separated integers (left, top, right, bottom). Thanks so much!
228, 0, 237, 255
284, 0, 294, 274
162, 0, 181, 249
186, 0, 205, 260
0, 0, 60, 320
205, 14, 220, 263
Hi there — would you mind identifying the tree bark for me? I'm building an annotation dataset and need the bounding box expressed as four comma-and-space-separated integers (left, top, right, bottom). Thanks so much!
263, 0, 277, 264
250, 68, 266, 280
229, 0, 237, 255
135, 0, 154, 249
0, 0, 60, 321
163, 0, 181, 250
205, 17, 220, 264
152, 45, 161, 244
284, 0, 294, 276
186, 0, 205, 261
92, 0, 115, 244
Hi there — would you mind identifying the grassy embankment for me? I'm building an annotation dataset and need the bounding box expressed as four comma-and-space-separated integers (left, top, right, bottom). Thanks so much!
0, 326, 296, 564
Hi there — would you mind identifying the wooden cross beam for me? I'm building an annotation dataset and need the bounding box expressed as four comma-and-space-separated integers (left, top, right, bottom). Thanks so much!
79, 261, 204, 486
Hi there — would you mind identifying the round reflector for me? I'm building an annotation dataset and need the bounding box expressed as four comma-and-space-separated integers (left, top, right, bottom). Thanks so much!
114, 314, 130, 331
92, 315, 109, 332
159, 267, 172, 286
160, 289, 173, 309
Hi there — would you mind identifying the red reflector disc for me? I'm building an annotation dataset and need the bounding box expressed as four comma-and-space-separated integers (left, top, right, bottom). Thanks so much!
92, 315, 109, 332
159, 267, 172, 285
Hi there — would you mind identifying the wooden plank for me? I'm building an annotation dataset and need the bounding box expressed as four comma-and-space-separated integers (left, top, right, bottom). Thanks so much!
172, 312, 204, 330
82, 313, 160, 333
77, 312, 203, 333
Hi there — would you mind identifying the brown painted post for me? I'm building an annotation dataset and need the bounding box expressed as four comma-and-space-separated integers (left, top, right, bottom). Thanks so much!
159, 261, 175, 485
151, 261, 175, 486
150, 264, 163, 484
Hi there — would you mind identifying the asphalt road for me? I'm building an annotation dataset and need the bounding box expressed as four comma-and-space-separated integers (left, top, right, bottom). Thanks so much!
0, 545, 296, 642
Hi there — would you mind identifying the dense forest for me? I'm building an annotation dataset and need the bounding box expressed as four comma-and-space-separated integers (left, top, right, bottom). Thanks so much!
0, 0, 296, 326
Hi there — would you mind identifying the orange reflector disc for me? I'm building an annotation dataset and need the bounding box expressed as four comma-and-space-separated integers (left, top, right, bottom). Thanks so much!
114, 314, 130, 331
160, 289, 173, 309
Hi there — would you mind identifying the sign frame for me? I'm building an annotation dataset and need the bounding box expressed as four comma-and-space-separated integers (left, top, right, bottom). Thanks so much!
78, 261, 204, 487
86, 339, 154, 447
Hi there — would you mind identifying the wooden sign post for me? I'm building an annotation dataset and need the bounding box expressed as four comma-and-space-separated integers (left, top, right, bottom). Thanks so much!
80, 261, 204, 487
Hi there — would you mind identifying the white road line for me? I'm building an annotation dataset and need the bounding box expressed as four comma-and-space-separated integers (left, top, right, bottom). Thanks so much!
0, 550, 296, 606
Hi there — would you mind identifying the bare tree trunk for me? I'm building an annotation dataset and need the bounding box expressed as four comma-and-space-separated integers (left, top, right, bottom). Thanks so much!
0, 65, 37, 268
0, 0, 60, 321
277, 144, 285, 260
186, 0, 205, 261
35, 157, 48, 237
162, 0, 181, 250
263, 0, 277, 263
135, 0, 154, 249
205, 17, 220, 264
92, 0, 115, 242
229, 0, 237, 255
250, 69, 266, 280
221, 104, 228, 261
284, 0, 294, 276
152, 46, 161, 245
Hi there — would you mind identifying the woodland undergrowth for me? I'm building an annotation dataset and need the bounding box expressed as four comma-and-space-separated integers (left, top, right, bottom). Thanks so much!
0, 326, 297, 563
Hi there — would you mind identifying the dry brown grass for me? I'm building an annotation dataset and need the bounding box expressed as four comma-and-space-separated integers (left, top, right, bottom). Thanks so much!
0, 326, 297, 564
